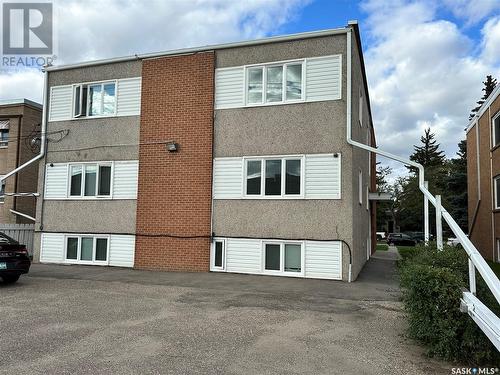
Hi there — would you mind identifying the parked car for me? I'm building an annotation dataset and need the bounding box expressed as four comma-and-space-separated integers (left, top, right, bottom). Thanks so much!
386, 233, 417, 246
0, 232, 31, 284
376, 232, 386, 241
446, 237, 460, 247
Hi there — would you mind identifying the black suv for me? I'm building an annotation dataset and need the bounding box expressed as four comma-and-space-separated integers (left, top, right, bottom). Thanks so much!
386, 233, 417, 246
0, 232, 31, 284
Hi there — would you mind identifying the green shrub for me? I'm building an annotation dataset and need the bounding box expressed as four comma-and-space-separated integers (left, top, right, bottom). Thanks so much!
399, 245, 500, 364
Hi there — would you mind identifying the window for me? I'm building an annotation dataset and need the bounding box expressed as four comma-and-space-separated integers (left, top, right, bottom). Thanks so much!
246, 62, 303, 105
245, 157, 302, 198
73, 81, 116, 118
211, 240, 225, 270
359, 90, 363, 127
0, 129, 8, 147
69, 163, 112, 198
493, 112, 500, 148
263, 242, 303, 275
359, 170, 363, 205
65, 236, 109, 264
0, 177, 5, 203
494, 176, 500, 209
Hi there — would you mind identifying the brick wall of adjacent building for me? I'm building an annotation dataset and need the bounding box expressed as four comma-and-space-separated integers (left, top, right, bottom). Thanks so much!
134, 52, 214, 271
467, 93, 500, 261
0, 103, 41, 223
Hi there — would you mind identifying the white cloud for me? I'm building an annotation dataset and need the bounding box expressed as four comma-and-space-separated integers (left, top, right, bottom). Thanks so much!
361, 0, 500, 177
0, 70, 44, 103
442, 0, 500, 26
1, 0, 308, 102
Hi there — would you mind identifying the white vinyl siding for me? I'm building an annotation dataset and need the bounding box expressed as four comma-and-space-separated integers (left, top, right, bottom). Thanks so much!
215, 67, 245, 109
304, 241, 342, 280
48, 85, 73, 121
304, 154, 341, 199
45, 161, 138, 200
214, 55, 341, 109
305, 55, 341, 102
213, 154, 340, 200
44, 164, 68, 199
108, 235, 136, 267
225, 238, 262, 274
40, 233, 135, 267
116, 77, 142, 116
217, 237, 342, 280
40, 233, 65, 263
48, 77, 141, 121
112, 161, 139, 199
213, 158, 243, 199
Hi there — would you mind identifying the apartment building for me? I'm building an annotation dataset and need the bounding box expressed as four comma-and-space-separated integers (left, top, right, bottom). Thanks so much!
467, 84, 500, 262
34, 21, 377, 281
0, 99, 42, 223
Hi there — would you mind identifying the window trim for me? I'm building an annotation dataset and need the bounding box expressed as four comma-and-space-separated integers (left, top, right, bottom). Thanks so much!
494, 175, 500, 209
0, 129, 9, 148
67, 161, 114, 199
492, 111, 500, 148
210, 238, 226, 271
359, 88, 363, 127
243, 155, 305, 199
244, 60, 305, 107
72, 79, 117, 120
261, 241, 305, 277
0, 175, 5, 203
64, 234, 110, 265
358, 170, 363, 205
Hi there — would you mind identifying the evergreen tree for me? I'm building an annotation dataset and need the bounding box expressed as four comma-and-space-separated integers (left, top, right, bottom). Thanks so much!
407, 128, 445, 173
444, 139, 468, 231
469, 75, 497, 120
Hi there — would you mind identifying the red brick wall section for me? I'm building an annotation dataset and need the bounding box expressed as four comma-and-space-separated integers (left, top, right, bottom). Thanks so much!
135, 52, 214, 271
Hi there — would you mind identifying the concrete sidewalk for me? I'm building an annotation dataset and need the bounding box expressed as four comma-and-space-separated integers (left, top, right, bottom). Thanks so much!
0, 257, 450, 375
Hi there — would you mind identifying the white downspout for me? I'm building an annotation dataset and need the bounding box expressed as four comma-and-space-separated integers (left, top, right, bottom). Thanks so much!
0, 68, 48, 186
345, 25, 500, 301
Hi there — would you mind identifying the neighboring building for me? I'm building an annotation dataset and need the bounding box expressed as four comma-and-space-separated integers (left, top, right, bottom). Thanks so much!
0, 99, 42, 223
467, 85, 500, 263
33, 22, 377, 281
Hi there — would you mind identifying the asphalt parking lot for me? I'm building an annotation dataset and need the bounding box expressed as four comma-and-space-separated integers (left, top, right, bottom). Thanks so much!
0, 254, 450, 375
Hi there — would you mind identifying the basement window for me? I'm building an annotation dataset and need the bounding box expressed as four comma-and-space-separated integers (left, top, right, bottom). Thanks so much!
73, 81, 116, 118
0, 129, 9, 147
65, 236, 109, 264
0, 177, 4, 203
263, 242, 303, 275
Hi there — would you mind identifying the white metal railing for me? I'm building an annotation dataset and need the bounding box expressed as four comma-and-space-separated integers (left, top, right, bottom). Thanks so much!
346, 25, 499, 350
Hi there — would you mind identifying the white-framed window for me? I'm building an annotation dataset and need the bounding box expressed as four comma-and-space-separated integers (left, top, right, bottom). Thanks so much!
262, 241, 304, 276
244, 156, 303, 198
366, 185, 369, 211
0, 129, 8, 147
73, 81, 116, 118
359, 170, 363, 205
494, 175, 500, 209
492, 112, 500, 148
65, 235, 109, 265
211, 239, 226, 271
0, 176, 5, 203
359, 89, 363, 127
69, 163, 112, 198
246, 61, 304, 105
496, 239, 500, 263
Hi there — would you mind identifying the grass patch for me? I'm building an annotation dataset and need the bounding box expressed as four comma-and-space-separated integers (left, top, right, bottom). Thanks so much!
396, 245, 418, 259
376, 243, 388, 251
487, 260, 500, 278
